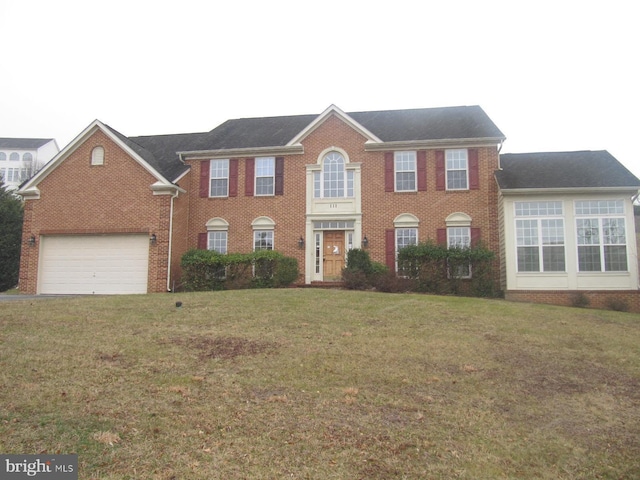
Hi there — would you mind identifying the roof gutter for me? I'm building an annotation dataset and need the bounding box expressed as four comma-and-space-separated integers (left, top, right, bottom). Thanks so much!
499, 186, 640, 195
179, 144, 304, 160
363, 136, 506, 152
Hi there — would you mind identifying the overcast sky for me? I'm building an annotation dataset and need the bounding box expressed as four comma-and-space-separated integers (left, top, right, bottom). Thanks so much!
1, 0, 639, 178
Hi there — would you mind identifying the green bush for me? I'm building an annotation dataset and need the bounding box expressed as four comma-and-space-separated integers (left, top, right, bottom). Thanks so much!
180, 249, 299, 291
342, 249, 386, 290
342, 269, 370, 290
0, 178, 23, 292
396, 240, 497, 297
272, 256, 299, 287
374, 271, 415, 293
345, 248, 373, 275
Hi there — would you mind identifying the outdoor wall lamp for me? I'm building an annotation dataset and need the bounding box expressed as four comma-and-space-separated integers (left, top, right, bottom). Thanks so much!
28, 235, 36, 247
150, 233, 157, 245
362, 236, 369, 248
298, 236, 305, 249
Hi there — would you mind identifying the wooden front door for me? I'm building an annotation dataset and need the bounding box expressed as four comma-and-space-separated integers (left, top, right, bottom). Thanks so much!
323, 231, 345, 280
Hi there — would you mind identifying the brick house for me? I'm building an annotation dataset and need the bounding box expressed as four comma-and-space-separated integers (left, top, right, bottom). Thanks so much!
16, 105, 640, 310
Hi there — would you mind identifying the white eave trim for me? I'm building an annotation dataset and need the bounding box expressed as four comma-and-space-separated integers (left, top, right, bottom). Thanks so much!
151, 181, 186, 196
179, 144, 304, 161
499, 186, 640, 196
287, 104, 383, 146
15, 186, 40, 200
17, 119, 172, 195
364, 137, 505, 151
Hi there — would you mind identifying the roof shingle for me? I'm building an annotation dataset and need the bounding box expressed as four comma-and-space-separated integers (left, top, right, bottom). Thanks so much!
0, 138, 54, 149
496, 151, 640, 190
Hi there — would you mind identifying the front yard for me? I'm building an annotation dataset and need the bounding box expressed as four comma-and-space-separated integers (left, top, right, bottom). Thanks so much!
1, 289, 639, 478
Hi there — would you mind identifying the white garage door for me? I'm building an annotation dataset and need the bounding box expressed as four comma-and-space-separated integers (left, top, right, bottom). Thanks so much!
39, 235, 149, 294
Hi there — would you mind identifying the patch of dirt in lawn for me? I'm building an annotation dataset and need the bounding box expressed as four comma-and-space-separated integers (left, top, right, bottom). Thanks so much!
172, 335, 279, 360
487, 341, 640, 400
485, 334, 640, 453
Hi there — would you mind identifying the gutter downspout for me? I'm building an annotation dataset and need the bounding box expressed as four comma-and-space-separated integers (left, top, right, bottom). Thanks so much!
167, 190, 178, 292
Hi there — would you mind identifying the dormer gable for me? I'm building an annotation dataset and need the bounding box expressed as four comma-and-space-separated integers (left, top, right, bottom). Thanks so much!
287, 104, 383, 146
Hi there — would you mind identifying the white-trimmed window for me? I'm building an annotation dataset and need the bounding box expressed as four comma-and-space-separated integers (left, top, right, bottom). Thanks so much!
323, 151, 345, 198
447, 226, 472, 278
396, 228, 417, 252
208, 231, 227, 254
446, 149, 468, 190
209, 159, 229, 197
394, 214, 419, 274
252, 216, 275, 252
255, 157, 275, 196
9, 152, 19, 161
445, 213, 474, 278
576, 200, 627, 272
395, 151, 416, 192
206, 217, 229, 254
515, 201, 565, 272
0, 153, 6, 161
448, 227, 471, 249
91, 146, 104, 166
254, 230, 274, 251
314, 151, 354, 198
396, 228, 417, 275
23, 152, 33, 162
4, 167, 21, 183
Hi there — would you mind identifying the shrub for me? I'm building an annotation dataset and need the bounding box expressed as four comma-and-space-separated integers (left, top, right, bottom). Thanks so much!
396, 240, 497, 297
342, 249, 388, 290
272, 256, 299, 287
571, 292, 590, 308
606, 297, 630, 312
374, 272, 415, 293
345, 248, 373, 275
180, 249, 299, 291
342, 269, 370, 290
0, 178, 23, 292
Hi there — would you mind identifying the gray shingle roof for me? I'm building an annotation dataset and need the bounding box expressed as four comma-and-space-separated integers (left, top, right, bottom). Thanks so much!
193, 105, 504, 150
350, 106, 505, 142
126, 130, 204, 182
0, 138, 54, 149
122, 106, 505, 182
496, 151, 640, 190
201, 114, 319, 149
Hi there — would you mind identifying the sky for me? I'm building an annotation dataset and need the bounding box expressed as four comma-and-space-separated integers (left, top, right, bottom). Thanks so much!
1, 0, 639, 178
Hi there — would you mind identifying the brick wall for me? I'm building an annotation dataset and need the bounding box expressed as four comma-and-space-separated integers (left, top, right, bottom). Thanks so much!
19, 129, 172, 293
180, 113, 502, 286
506, 290, 640, 313
305, 115, 501, 262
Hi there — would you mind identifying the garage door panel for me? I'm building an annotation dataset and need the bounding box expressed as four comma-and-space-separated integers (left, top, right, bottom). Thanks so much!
39, 235, 149, 294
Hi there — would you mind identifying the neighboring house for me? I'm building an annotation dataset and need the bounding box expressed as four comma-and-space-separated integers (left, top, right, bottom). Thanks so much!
0, 138, 59, 191
15, 105, 640, 311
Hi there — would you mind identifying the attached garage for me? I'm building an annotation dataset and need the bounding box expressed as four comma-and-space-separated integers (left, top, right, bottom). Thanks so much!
38, 235, 149, 294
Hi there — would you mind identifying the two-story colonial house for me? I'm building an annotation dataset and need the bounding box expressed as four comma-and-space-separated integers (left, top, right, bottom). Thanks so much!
0, 138, 59, 191
16, 105, 640, 311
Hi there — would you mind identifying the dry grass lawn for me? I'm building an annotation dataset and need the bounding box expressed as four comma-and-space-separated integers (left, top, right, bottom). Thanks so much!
1, 289, 639, 479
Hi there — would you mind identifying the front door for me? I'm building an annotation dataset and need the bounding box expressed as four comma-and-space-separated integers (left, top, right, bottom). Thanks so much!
323, 231, 345, 280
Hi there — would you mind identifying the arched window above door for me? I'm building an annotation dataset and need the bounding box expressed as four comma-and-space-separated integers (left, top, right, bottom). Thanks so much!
313, 149, 354, 198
